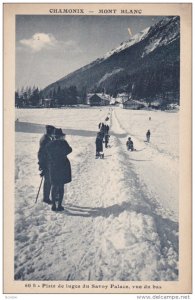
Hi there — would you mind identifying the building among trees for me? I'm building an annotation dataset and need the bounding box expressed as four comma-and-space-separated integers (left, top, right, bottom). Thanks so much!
87, 93, 110, 106
123, 100, 146, 110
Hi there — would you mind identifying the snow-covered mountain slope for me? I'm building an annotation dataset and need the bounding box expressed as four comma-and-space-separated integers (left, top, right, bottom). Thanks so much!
102, 16, 179, 60
15, 107, 179, 281
43, 16, 180, 105
102, 27, 150, 60
142, 16, 180, 57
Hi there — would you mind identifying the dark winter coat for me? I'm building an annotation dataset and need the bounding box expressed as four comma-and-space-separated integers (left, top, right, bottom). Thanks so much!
126, 140, 134, 150
105, 125, 109, 133
96, 136, 103, 152
146, 130, 151, 137
46, 140, 72, 185
105, 134, 110, 143
38, 134, 52, 170
100, 125, 106, 137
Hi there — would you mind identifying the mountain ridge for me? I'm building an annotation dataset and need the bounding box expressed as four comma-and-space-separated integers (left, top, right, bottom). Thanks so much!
43, 16, 180, 105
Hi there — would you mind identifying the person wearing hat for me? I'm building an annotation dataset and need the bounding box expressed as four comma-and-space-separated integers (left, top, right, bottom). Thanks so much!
38, 125, 55, 204
46, 128, 72, 211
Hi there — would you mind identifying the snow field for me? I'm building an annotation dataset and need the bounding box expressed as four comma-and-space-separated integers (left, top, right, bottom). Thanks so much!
15, 107, 179, 281
112, 109, 179, 217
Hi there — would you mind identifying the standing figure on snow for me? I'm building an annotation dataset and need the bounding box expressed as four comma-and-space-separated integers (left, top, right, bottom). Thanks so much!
105, 124, 110, 134
38, 125, 55, 205
98, 122, 104, 130
104, 133, 110, 148
46, 128, 72, 212
146, 130, 151, 142
126, 137, 134, 151
95, 132, 104, 158
100, 123, 105, 138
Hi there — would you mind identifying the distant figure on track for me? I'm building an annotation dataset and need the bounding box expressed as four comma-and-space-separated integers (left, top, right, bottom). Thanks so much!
98, 122, 104, 130
105, 124, 110, 134
95, 132, 104, 158
149, 117, 151, 121
104, 133, 110, 148
146, 130, 151, 142
100, 123, 106, 138
38, 125, 55, 205
46, 128, 72, 212
126, 137, 134, 151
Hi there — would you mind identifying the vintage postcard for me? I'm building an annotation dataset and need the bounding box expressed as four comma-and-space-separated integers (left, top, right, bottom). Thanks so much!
3, 2, 192, 294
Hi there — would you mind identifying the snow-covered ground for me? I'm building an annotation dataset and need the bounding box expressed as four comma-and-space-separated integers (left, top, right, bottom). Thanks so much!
15, 107, 179, 281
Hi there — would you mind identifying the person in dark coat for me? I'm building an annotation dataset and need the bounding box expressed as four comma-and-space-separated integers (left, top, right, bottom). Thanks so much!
126, 137, 134, 151
95, 132, 103, 158
105, 124, 110, 134
104, 133, 110, 148
98, 122, 104, 130
46, 128, 72, 211
100, 123, 105, 138
146, 129, 151, 142
38, 125, 55, 204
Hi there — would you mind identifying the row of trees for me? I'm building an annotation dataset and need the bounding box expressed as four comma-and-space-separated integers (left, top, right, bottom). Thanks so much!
15, 86, 40, 107
15, 85, 87, 108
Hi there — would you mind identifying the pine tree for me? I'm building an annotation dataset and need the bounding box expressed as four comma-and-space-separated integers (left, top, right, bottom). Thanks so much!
15, 91, 20, 107
27, 86, 32, 100
80, 86, 87, 104
31, 87, 40, 106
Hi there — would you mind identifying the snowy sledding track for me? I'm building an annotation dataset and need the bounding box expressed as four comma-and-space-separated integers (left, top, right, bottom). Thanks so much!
15, 108, 179, 281
112, 108, 179, 219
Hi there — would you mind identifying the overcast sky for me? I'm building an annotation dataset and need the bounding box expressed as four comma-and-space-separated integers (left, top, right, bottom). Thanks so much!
16, 15, 163, 90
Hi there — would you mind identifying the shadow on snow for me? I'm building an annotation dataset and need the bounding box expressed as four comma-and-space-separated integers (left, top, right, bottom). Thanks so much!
63, 201, 178, 255
15, 121, 97, 137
